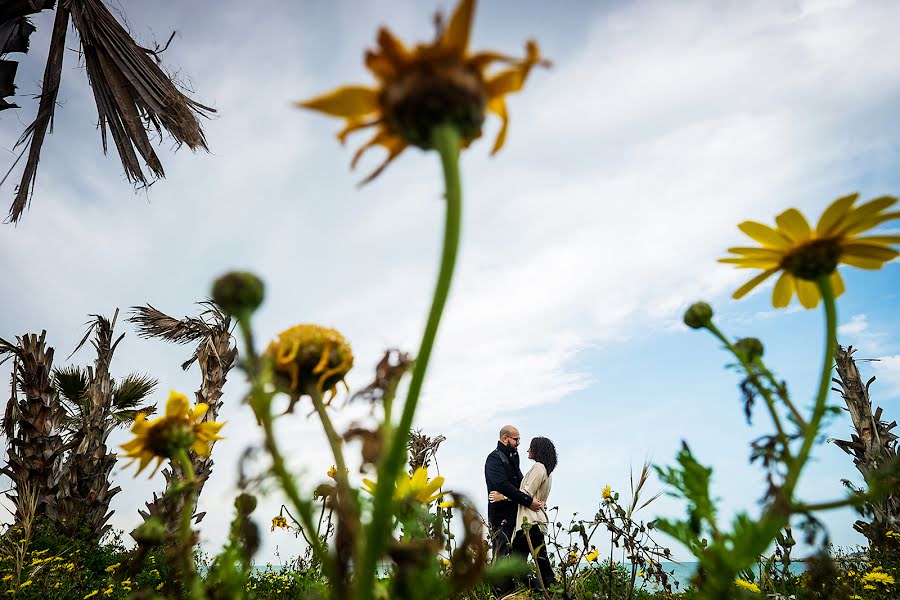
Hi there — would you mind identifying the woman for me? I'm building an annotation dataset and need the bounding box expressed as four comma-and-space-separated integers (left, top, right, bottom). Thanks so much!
489, 436, 558, 591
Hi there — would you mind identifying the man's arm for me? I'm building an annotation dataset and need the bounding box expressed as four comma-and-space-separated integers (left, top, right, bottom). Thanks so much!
486, 453, 533, 508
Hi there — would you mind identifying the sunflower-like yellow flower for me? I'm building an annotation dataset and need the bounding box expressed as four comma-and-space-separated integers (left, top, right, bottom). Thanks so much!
585, 548, 599, 562
271, 516, 288, 531
362, 467, 446, 504
720, 194, 900, 309
297, 0, 548, 183
119, 391, 225, 477
734, 578, 761, 593
861, 571, 895, 585
601, 485, 612, 502
265, 324, 353, 412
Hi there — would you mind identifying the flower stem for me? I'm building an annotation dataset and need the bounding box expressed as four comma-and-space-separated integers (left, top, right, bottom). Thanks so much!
357, 124, 462, 600
173, 449, 202, 600
781, 275, 837, 499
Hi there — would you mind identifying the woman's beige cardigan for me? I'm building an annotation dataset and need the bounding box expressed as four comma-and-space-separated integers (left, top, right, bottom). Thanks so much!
511, 462, 551, 542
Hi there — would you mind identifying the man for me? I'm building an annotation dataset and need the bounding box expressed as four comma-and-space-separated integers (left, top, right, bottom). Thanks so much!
484, 425, 542, 561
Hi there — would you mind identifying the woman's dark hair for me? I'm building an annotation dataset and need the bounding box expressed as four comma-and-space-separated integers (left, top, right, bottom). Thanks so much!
529, 436, 558, 475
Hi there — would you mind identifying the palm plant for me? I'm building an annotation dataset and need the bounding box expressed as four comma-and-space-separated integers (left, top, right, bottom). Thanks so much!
50, 311, 157, 540
831, 344, 900, 552
0, 331, 67, 524
128, 302, 236, 532
1, 0, 213, 223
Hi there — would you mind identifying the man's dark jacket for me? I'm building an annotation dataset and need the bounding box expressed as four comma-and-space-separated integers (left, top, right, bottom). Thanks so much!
484, 441, 533, 528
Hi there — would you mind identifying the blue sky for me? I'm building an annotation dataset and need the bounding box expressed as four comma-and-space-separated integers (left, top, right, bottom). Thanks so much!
1, 0, 900, 564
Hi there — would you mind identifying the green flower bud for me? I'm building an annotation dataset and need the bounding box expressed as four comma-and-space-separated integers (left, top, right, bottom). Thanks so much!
234, 493, 257, 515
132, 517, 166, 547
683, 302, 713, 329
211, 271, 265, 317
734, 337, 764, 363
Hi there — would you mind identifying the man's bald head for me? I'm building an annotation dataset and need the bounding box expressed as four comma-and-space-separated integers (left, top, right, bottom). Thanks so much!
499, 425, 521, 447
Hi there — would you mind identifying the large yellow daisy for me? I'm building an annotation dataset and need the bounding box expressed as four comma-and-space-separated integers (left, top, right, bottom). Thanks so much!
720, 194, 900, 309
296, 0, 548, 183
362, 467, 446, 504
120, 390, 225, 477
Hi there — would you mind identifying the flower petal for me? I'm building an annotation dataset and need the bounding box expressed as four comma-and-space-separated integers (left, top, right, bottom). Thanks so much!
830, 270, 845, 298
441, 0, 475, 55
853, 235, 900, 245
191, 440, 211, 457
725, 247, 784, 258
840, 254, 888, 270
737, 222, 791, 249
815, 194, 858, 236
296, 86, 379, 118
190, 403, 209, 421
841, 210, 900, 237
732, 268, 779, 300
487, 96, 508, 155
166, 391, 189, 418
775, 209, 812, 242
771, 272, 794, 308
718, 258, 780, 268
796, 279, 820, 309
841, 243, 899, 262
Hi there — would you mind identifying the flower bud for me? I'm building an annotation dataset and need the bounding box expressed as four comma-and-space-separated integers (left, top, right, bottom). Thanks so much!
211, 271, 265, 317
234, 493, 257, 515
734, 337, 764, 363
683, 302, 713, 329
132, 517, 166, 547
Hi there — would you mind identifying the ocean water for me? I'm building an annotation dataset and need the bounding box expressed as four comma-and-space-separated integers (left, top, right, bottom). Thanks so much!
637, 561, 806, 590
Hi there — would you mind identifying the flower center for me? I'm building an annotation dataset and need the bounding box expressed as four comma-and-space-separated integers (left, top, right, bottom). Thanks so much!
146, 418, 194, 458
779, 238, 841, 280
381, 61, 486, 149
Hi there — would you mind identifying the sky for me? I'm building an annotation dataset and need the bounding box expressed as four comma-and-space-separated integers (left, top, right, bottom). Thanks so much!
2, 0, 900, 566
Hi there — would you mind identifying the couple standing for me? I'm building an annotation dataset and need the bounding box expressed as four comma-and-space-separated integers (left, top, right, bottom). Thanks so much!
484, 424, 558, 591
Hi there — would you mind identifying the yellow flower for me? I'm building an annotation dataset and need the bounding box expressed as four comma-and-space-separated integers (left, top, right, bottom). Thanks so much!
297, 0, 548, 183
84, 591, 99, 599
863, 584, 876, 590
120, 391, 225, 477
886, 530, 899, 539
601, 485, 612, 502
104, 562, 121, 573
0, 575, 11, 582
734, 578, 761, 593
265, 325, 353, 411
17, 580, 31, 589
271, 516, 289, 531
438, 500, 456, 509
720, 194, 900, 309
362, 467, 446, 504
861, 571, 895, 585
156, 582, 164, 591
585, 548, 599, 562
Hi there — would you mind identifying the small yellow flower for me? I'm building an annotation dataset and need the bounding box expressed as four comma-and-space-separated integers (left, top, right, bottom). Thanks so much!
861, 571, 895, 585
585, 548, 599, 562
863, 584, 876, 590
0, 575, 11, 582
265, 325, 353, 411
104, 562, 121, 573
84, 591, 99, 599
362, 467, 446, 504
297, 0, 548, 183
720, 194, 900, 309
271, 515, 289, 531
17, 580, 31, 589
734, 578, 761, 593
438, 500, 456, 509
601, 485, 612, 502
156, 582, 164, 591
120, 391, 225, 477
886, 530, 899, 539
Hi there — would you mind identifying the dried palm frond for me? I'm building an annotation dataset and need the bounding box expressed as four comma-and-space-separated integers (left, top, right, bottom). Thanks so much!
5, 3, 69, 223
5, 0, 214, 223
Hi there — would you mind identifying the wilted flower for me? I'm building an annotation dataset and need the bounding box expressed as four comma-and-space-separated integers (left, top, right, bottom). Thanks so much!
265, 325, 353, 411
362, 467, 446, 504
720, 194, 900, 309
119, 391, 225, 477
271, 516, 288, 531
297, 0, 548, 183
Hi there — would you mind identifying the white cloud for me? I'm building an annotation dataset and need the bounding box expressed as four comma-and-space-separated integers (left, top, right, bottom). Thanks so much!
873, 355, 900, 400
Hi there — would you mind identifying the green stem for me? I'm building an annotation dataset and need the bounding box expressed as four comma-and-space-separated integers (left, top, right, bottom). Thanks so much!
234, 314, 335, 581
174, 450, 202, 600
705, 323, 793, 460
782, 275, 837, 499
357, 124, 463, 600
